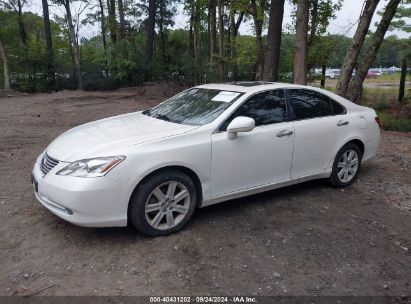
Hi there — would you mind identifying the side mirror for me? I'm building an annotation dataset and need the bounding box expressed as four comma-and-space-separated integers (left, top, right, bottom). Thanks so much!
227, 116, 255, 140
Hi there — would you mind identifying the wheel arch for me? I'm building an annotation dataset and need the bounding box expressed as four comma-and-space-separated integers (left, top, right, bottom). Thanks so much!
127, 165, 203, 224
327, 137, 366, 170
347, 139, 365, 156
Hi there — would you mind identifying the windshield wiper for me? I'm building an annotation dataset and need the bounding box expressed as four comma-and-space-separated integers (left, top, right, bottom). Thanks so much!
153, 114, 172, 122
142, 109, 151, 116
144, 110, 177, 123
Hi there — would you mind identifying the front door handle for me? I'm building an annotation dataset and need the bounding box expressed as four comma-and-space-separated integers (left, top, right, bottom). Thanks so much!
277, 130, 294, 138
337, 120, 349, 127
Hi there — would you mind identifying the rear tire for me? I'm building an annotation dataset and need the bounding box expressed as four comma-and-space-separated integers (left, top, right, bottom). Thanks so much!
328, 143, 362, 188
129, 170, 197, 236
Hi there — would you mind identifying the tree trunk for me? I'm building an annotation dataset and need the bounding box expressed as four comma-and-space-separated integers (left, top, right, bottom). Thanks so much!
336, 0, 380, 97
17, 0, 27, 45
228, 7, 244, 81
144, 0, 156, 81
234, 12, 244, 40
308, 0, 318, 46
107, 0, 117, 75
208, 4, 211, 59
98, 0, 108, 51
98, 0, 108, 75
346, 0, 401, 103
118, 0, 126, 39
64, 0, 83, 90
209, 0, 217, 64
159, 1, 166, 64
189, 2, 195, 58
399, 57, 407, 103
254, 22, 264, 80
0, 39, 11, 91
107, 0, 117, 45
193, 4, 200, 83
218, 0, 225, 81
250, 0, 264, 80
119, 0, 131, 82
293, 0, 309, 85
306, 0, 319, 72
42, 0, 55, 87
193, 22, 199, 64
262, 0, 285, 81
233, 12, 244, 80
229, 10, 235, 80
321, 64, 326, 88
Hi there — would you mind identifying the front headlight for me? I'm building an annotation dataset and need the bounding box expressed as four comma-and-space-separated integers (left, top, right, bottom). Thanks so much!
56, 156, 125, 178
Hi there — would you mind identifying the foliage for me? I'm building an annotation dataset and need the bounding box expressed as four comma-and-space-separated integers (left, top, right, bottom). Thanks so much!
377, 110, 411, 132
0, 0, 409, 92
0, 10, 72, 92
310, 0, 342, 37
376, 93, 390, 110
380, 0, 411, 33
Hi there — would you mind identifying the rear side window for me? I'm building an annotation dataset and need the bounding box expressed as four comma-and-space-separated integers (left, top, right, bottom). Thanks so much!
288, 89, 333, 120
220, 90, 287, 130
330, 99, 347, 115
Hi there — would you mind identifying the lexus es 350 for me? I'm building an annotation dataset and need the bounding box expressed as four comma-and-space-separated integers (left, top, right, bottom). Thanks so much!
32, 82, 380, 236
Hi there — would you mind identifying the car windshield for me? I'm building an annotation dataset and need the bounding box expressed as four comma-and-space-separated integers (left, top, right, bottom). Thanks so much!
143, 88, 244, 126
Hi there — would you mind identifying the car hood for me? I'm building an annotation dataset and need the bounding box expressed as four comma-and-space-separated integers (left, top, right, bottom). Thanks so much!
46, 112, 198, 162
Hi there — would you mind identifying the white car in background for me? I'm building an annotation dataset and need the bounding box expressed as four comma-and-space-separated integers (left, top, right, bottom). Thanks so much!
325, 69, 341, 79
32, 82, 380, 236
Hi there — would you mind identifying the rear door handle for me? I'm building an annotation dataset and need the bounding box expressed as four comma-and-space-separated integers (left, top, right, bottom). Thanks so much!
277, 130, 294, 138
337, 120, 349, 127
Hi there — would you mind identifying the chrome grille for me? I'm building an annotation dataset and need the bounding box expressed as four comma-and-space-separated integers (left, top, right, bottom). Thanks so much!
40, 154, 59, 175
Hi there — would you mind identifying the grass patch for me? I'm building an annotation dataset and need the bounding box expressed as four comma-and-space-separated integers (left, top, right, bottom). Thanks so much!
362, 87, 399, 107
375, 93, 390, 110
369, 72, 401, 83
377, 110, 411, 132
325, 86, 335, 93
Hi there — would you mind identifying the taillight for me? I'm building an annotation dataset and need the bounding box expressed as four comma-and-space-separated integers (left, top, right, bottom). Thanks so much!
375, 116, 382, 128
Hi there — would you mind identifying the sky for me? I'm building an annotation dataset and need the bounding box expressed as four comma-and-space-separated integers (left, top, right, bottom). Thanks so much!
23, 0, 409, 39
238, 0, 408, 38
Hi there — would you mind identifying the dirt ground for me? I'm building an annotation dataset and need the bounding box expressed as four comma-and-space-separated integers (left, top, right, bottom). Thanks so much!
0, 83, 410, 297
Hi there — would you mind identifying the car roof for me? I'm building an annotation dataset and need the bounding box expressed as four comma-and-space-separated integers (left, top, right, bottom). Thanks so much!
196, 82, 326, 93
195, 82, 362, 110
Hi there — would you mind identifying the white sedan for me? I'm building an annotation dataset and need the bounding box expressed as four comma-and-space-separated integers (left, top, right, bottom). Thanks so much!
32, 82, 380, 236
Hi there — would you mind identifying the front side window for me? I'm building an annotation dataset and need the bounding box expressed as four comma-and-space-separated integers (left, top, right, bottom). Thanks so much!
288, 89, 333, 120
144, 88, 243, 125
220, 90, 287, 130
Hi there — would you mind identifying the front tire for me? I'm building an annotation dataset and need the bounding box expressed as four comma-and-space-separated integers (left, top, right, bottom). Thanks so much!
328, 143, 362, 188
129, 170, 197, 236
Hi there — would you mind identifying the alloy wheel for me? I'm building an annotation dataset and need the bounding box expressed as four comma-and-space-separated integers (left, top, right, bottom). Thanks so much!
337, 150, 359, 183
145, 181, 191, 230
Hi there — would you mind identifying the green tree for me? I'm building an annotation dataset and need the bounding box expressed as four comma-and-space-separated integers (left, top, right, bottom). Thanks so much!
1, 0, 27, 45
336, 0, 380, 98
145, 0, 156, 80
52, 0, 89, 90
249, 0, 269, 79
347, 0, 402, 103
0, 9, 21, 90
261, 0, 285, 82
42, 0, 55, 87
293, 0, 310, 85
387, 0, 411, 102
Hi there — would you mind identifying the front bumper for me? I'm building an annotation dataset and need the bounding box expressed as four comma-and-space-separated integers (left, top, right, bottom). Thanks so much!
32, 158, 135, 227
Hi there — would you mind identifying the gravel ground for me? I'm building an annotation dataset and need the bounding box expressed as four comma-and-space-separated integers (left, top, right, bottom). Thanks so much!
0, 84, 410, 296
